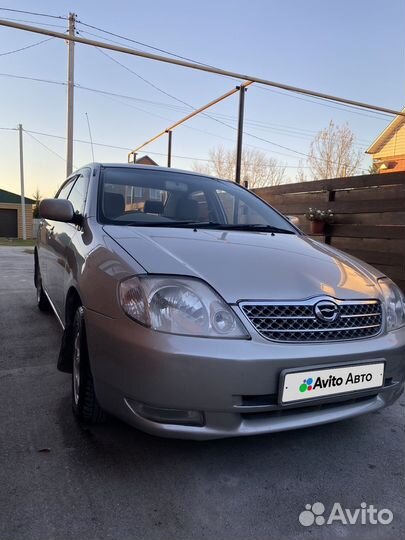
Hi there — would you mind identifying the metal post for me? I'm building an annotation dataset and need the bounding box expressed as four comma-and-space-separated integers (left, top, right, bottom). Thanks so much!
66, 12, 76, 177
18, 124, 27, 240
235, 86, 246, 184
167, 130, 172, 167
128, 82, 252, 161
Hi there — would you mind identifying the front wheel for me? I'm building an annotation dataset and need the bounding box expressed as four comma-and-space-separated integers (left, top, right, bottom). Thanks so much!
71, 306, 106, 424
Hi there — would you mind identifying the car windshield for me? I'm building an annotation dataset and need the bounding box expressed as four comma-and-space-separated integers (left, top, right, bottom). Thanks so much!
99, 167, 296, 233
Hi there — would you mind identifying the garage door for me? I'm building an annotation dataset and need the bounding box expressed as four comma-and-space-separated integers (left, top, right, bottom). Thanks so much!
0, 209, 18, 237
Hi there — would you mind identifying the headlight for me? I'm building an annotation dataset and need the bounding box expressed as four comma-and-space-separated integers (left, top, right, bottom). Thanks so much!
378, 277, 405, 331
119, 275, 249, 339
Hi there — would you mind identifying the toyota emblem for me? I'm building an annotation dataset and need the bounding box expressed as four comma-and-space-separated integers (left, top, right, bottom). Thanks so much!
314, 300, 339, 322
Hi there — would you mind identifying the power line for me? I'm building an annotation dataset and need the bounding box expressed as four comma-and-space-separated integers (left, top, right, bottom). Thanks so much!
78, 27, 134, 48
254, 85, 392, 121
76, 21, 247, 91
0, 13, 374, 170
23, 129, 212, 162
0, 71, 66, 86
0, 70, 369, 167
0, 71, 303, 158
0, 7, 67, 20
0, 71, 247, 148
23, 129, 310, 168
91, 86, 303, 160
92, 73, 367, 170
94, 45, 328, 160
98, 49, 292, 159
81, 81, 369, 148
78, 70, 371, 146
0, 36, 53, 56
76, 18, 396, 123
125, 96, 368, 172
24, 129, 67, 162
83, 24, 391, 128
108, 62, 367, 172
94, 47, 245, 134
203, 113, 369, 145
238, 122, 368, 171
3, 18, 402, 120
73, 29, 372, 170
76, 18, 213, 67
0, 70, 348, 134
0, 70, 219, 116
95, 47, 198, 108
0, 16, 66, 29
0, 71, 184, 111
0, 125, 320, 169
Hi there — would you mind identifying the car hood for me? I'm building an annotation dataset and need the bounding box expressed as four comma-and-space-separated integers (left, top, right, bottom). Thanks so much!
104, 226, 383, 303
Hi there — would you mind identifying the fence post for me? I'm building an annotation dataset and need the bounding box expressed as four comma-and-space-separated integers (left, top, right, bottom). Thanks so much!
167, 130, 172, 168
325, 189, 335, 245
235, 85, 246, 184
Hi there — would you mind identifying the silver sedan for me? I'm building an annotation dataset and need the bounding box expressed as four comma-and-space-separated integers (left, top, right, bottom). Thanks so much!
36, 163, 405, 439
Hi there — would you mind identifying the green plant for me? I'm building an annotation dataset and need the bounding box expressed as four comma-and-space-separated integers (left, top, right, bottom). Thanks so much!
32, 188, 42, 219
305, 208, 334, 223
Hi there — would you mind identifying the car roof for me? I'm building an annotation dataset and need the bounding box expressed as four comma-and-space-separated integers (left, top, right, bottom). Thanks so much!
76, 162, 228, 181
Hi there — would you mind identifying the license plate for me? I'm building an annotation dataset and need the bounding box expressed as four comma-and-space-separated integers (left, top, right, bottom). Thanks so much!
280, 362, 385, 404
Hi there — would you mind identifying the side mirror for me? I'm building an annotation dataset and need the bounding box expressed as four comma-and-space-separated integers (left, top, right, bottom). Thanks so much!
286, 215, 300, 227
40, 199, 76, 223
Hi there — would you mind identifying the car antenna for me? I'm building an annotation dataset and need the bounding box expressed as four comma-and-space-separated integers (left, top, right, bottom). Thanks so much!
85, 112, 95, 162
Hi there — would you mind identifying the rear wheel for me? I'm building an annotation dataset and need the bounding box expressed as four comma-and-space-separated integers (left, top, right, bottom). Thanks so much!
35, 258, 50, 312
71, 306, 106, 424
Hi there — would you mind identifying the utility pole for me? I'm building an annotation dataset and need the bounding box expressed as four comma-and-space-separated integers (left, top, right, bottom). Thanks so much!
167, 130, 172, 167
18, 124, 27, 240
66, 12, 76, 177
235, 85, 247, 184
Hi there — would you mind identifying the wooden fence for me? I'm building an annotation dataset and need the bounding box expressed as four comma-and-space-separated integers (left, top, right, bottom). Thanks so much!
253, 172, 405, 291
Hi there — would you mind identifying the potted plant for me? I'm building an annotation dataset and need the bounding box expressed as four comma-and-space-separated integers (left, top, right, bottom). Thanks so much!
305, 208, 334, 234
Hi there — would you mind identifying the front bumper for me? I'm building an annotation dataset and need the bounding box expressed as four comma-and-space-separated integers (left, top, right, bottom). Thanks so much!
85, 308, 405, 440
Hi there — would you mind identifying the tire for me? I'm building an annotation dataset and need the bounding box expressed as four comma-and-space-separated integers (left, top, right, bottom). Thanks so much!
71, 306, 106, 424
35, 258, 51, 312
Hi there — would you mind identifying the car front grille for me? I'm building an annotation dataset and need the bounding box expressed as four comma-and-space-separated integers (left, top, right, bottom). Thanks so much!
240, 299, 383, 342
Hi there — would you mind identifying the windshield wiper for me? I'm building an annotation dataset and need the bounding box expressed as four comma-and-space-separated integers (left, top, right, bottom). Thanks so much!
182, 223, 296, 234
124, 220, 203, 227
124, 221, 295, 233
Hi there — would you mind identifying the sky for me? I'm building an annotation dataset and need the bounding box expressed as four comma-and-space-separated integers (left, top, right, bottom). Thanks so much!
0, 0, 404, 197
